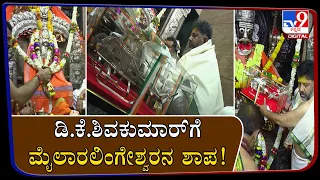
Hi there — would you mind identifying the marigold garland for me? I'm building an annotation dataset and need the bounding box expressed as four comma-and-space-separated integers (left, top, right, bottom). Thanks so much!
235, 42, 285, 89
235, 44, 264, 88
47, 9, 53, 32
36, 7, 42, 30
263, 33, 285, 71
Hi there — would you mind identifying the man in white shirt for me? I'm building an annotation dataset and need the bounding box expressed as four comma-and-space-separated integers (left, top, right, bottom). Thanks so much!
259, 60, 314, 170
291, 60, 314, 109
284, 60, 314, 150
178, 20, 224, 115
73, 78, 86, 115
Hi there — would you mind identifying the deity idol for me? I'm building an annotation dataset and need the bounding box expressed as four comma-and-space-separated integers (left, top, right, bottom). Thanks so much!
234, 10, 292, 132
234, 10, 283, 89
6, 6, 83, 114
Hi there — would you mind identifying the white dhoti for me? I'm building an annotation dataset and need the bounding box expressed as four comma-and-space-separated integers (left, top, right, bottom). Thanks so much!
290, 99, 314, 170
291, 148, 310, 170
284, 88, 303, 148
178, 40, 224, 115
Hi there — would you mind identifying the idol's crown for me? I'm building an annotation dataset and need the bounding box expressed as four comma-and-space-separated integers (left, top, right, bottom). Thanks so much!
235, 10, 255, 23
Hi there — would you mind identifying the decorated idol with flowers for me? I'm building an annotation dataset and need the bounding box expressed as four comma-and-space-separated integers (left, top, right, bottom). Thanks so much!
234, 10, 286, 168
234, 10, 290, 130
234, 10, 284, 89
7, 6, 83, 114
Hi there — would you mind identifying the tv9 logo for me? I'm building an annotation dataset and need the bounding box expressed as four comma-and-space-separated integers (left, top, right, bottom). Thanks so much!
282, 10, 310, 39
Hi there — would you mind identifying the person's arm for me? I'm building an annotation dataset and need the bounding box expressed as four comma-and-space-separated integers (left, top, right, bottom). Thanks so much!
260, 97, 313, 128
239, 147, 258, 171
10, 68, 52, 107
10, 78, 40, 107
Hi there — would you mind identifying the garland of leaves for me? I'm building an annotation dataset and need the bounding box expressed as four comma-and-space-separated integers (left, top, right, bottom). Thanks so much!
235, 44, 264, 88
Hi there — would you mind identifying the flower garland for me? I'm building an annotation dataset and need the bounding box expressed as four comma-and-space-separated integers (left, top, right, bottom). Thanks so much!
151, 17, 160, 27
253, 126, 284, 170
34, 6, 53, 31
11, 6, 80, 98
235, 44, 264, 88
288, 39, 302, 95
49, 7, 79, 73
254, 133, 267, 167
12, 6, 79, 73
36, 7, 43, 30
263, 33, 285, 71
235, 42, 284, 89
47, 9, 53, 32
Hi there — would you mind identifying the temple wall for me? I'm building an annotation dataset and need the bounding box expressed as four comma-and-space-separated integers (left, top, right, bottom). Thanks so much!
198, 10, 234, 107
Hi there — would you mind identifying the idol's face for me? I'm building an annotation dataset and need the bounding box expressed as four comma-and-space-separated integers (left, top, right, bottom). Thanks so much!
235, 21, 254, 56
236, 21, 254, 42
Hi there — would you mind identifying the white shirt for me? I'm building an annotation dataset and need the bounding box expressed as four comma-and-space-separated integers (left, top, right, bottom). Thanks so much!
178, 40, 224, 115
73, 78, 86, 110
